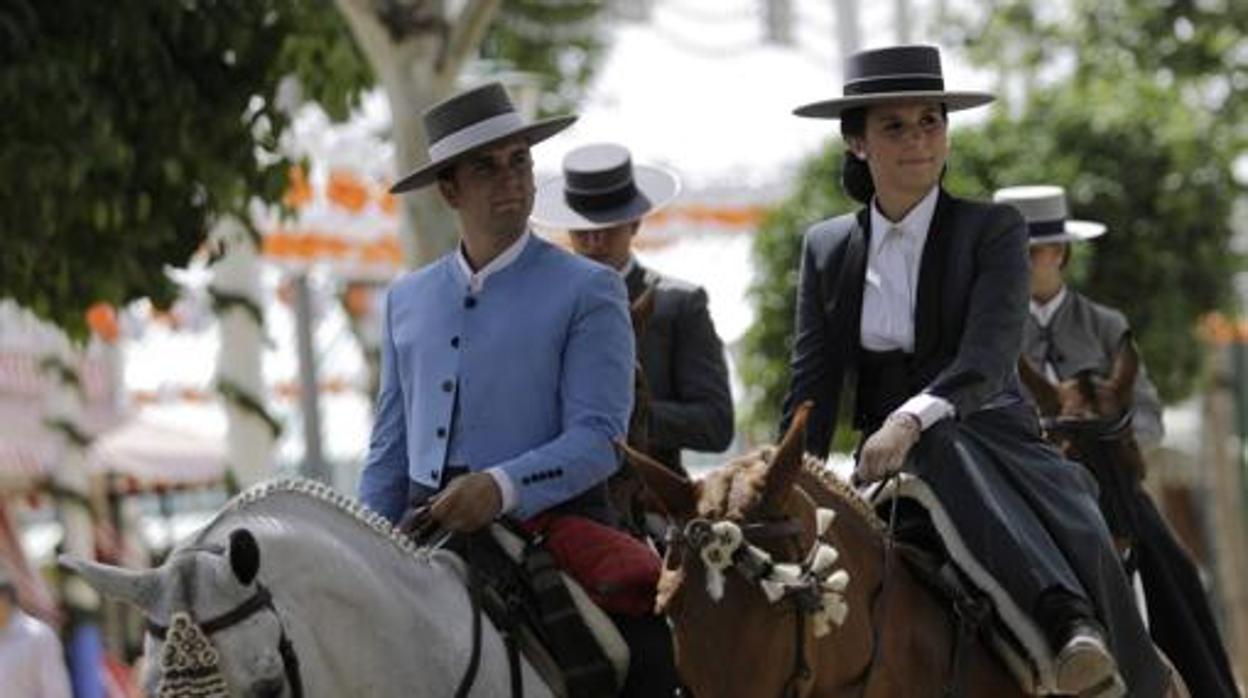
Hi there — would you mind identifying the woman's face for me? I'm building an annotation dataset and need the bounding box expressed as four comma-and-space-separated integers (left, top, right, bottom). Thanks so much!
850, 100, 948, 200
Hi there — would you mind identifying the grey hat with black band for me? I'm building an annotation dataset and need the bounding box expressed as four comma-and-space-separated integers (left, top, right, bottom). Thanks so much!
531, 143, 680, 230
993, 185, 1107, 246
794, 44, 995, 119
390, 82, 577, 193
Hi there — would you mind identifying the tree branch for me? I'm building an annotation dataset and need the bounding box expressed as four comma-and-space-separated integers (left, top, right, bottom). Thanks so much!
439, 0, 500, 77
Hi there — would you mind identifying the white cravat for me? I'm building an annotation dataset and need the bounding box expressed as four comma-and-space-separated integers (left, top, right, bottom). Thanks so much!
1029, 285, 1067, 328
859, 185, 954, 430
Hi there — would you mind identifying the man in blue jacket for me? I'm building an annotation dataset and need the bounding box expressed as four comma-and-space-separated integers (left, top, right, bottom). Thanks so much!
358, 82, 634, 533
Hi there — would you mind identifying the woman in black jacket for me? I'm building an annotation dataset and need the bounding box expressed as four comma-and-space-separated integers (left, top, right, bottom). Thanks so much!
779, 44, 1168, 697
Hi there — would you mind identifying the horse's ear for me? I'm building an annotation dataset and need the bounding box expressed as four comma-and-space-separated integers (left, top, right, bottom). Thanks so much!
616, 440, 696, 519
229, 529, 261, 586
630, 285, 656, 339
1108, 335, 1139, 407
59, 555, 163, 613
761, 401, 811, 513
1018, 356, 1061, 416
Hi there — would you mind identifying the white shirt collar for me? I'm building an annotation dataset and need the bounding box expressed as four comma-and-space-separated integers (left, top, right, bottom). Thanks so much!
1030, 285, 1068, 327
869, 184, 941, 249
618, 256, 638, 279
456, 230, 531, 293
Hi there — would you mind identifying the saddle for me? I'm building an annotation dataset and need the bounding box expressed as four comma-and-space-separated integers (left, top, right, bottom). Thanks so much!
870, 475, 1064, 696
405, 510, 632, 698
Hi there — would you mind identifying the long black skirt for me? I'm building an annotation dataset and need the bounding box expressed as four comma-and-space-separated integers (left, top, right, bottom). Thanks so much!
905, 402, 1169, 697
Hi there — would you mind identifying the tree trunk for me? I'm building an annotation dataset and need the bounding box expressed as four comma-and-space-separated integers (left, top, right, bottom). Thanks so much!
212, 216, 276, 488
834, 0, 861, 63
334, 0, 500, 269
893, 0, 911, 44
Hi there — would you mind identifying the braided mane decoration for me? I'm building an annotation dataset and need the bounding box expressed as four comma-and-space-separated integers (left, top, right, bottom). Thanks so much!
210, 478, 427, 560
156, 612, 231, 698
798, 455, 884, 534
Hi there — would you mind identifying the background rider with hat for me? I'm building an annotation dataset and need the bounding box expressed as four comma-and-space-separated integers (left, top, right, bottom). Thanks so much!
532, 142, 734, 476
999, 184, 1240, 698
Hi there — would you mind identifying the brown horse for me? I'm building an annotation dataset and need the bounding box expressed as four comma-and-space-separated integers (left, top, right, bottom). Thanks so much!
608, 285, 662, 539
619, 403, 1026, 698
1019, 342, 1234, 697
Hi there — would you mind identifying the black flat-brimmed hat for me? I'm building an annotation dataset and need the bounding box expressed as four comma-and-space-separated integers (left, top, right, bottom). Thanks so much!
390, 81, 576, 193
530, 143, 680, 230
794, 44, 995, 119
993, 185, 1107, 245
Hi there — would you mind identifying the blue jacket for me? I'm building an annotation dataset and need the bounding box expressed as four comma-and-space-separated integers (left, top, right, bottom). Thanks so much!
358, 235, 634, 522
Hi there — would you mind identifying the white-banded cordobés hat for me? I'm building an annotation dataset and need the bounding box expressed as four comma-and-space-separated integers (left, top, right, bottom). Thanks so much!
993, 185, 1107, 245
531, 143, 680, 230
794, 44, 995, 119
390, 82, 576, 193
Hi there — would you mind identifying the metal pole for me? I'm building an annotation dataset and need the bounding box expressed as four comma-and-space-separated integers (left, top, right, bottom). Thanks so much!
763, 0, 794, 45
835, 0, 861, 63
293, 273, 329, 483
894, 0, 912, 44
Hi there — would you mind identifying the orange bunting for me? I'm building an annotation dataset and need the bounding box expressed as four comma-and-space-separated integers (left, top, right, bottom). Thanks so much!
86, 303, 120, 343
379, 192, 398, 215
262, 230, 403, 267
1197, 312, 1248, 346
284, 166, 313, 208
327, 170, 370, 213
344, 283, 375, 319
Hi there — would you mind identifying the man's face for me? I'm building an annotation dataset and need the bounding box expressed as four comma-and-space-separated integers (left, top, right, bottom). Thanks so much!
438, 138, 535, 241
850, 100, 949, 201
569, 221, 639, 270
1029, 242, 1068, 296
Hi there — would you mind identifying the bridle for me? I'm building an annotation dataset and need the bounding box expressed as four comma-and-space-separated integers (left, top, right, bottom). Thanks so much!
664, 510, 849, 698
147, 583, 304, 698
1040, 408, 1135, 446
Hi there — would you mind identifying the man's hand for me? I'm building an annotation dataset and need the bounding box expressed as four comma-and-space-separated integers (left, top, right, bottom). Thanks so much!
429, 472, 503, 532
855, 412, 921, 484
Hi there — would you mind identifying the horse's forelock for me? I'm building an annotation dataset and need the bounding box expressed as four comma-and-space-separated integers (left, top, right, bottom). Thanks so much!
695, 449, 775, 520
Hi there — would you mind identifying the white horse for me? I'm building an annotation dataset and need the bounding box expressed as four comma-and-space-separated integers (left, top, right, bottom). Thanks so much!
63, 479, 555, 697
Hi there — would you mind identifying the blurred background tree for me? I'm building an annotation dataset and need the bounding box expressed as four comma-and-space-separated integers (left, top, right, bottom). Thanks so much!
0, 1, 351, 337
0, 0, 608, 338
741, 0, 1245, 443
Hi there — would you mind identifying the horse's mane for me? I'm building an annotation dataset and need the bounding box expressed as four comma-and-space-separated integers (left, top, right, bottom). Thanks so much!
798, 454, 884, 534
194, 478, 428, 562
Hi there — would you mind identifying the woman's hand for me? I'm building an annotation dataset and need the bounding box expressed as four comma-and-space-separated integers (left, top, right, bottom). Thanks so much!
855, 412, 921, 483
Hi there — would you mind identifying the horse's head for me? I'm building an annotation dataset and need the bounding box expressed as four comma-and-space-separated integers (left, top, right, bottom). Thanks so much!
619, 403, 852, 697
1018, 336, 1144, 480
62, 529, 297, 698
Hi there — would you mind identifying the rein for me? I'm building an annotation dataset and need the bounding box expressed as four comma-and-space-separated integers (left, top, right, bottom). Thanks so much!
147, 584, 304, 698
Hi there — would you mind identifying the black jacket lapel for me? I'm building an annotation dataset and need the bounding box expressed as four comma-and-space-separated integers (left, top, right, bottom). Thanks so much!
914, 190, 955, 362
624, 262, 653, 301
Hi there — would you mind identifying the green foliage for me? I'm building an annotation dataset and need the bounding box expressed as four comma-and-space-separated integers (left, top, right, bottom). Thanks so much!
742, 2, 1245, 439
740, 140, 852, 442
481, 0, 608, 117
0, 0, 324, 338
946, 77, 1240, 401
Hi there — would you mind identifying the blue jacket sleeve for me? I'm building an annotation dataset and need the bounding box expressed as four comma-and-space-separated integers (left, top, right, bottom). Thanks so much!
492, 268, 635, 519
357, 288, 410, 523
